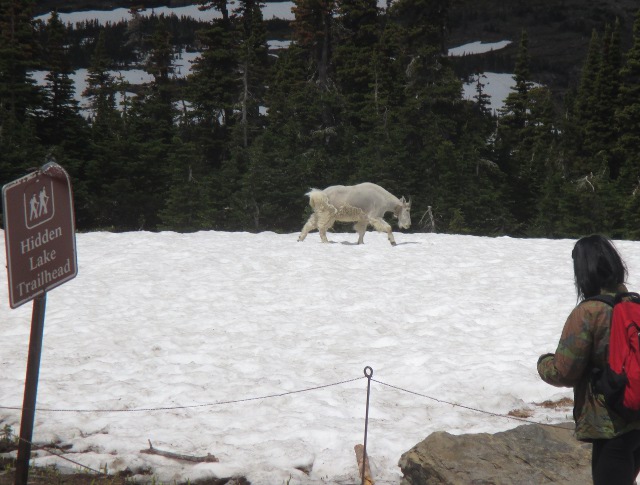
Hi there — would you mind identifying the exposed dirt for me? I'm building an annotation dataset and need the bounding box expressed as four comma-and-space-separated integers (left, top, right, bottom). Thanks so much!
0, 457, 133, 485
536, 397, 574, 409
0, 456, 249, 485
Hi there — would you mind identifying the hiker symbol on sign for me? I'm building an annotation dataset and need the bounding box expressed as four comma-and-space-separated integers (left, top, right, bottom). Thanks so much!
25, 181, 55, 229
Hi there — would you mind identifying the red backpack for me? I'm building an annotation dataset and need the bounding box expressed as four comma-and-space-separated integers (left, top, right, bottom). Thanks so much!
589, 292, 640, 420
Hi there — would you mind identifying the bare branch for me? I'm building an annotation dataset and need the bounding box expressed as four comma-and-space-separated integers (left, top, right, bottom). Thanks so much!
575, 172, 595, 192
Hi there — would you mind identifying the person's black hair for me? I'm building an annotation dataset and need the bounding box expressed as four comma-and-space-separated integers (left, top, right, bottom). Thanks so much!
572, 234, 627, 300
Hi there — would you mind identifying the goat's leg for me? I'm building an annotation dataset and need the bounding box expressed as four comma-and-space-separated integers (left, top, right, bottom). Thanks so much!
353, 220, 368, 244
369, 217, 396, 246
298, 213, 318, 242
317, 211, 335, 243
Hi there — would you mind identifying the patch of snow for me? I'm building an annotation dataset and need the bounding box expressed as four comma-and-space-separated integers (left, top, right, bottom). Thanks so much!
448, 40, 512, 57
0, 230, 620, 484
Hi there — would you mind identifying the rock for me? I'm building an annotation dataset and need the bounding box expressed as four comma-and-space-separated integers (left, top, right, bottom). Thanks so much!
398, 422, 592, 485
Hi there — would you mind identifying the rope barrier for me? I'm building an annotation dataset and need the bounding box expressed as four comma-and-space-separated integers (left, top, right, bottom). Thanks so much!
0, 373, 571, 430
0, 376, 365, 413
0, 368, 575, 482
370, 377, 573, 430
15, 436, 106, 476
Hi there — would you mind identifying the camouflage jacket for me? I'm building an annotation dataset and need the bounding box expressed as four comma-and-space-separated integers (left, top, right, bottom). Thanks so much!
537, 286, 640, 441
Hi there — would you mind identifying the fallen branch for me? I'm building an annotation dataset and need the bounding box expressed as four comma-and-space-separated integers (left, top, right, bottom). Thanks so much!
354, 444, 374, 485
140, 440, 219, 463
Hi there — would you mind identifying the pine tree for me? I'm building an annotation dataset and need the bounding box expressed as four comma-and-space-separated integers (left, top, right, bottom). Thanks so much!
333, 0, 380, 131
119, 18, 177, 230
382, 0, 475, 231
291, 0, 341, 138
0, 0, 43, 184
240, 43, 324, 232
472, 72, 492, 117
571, 24, 622, 173
39, 10, 83, 145
616, 9, 640, 172
0, 0, 39, 123
83, 31, 119, 133
494, 30, 539, 229
573, 30, 601, 137
38, 10, 94, 228
597, 21, 622, 155
188, 0, 240, 165
604, 18, 624, 181
292, 0, 335, 91
220, 0, 273, 230
235, 0, 269, 148
455, 82, 514, 235
615, 9, 640, 238
498, 30, 533, 131
327, 0, 385, 188
81, 30, 130, 229
159, 139, 218, 231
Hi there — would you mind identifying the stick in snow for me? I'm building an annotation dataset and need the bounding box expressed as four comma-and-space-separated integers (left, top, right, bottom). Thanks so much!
140, 440, 219, 463
354, 443, 374, 485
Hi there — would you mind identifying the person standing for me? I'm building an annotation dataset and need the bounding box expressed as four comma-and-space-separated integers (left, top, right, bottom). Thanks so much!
538, 234, 640, 485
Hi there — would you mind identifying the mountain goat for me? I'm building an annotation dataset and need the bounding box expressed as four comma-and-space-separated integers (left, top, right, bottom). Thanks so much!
298, 182, 411, 246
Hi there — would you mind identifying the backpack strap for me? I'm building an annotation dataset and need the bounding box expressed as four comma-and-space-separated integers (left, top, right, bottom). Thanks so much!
583, 292, 640, 307
584, 294, 615, 307
619, 292, 640, 303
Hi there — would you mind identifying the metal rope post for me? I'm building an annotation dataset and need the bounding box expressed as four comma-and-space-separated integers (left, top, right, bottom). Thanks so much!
361, 366, 373, 485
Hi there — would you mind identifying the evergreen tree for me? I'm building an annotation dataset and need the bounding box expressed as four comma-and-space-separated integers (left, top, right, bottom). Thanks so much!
588, 21, 623, 235
333, 0, 380, 131
222, 0, 273, 230
471, 71, 492, 117
39, 10, 83, 145
616, 9, 640, 173
235, 0, 269, 148
573, 30, 601, 140
183, 1, 243, 229
571, 24, 622, 174
188, 0, 240, 167
604, 19, 624, 181
159, 139, 218, 231
83, 31, 119, 132
453, 80, 514, 235
615, 9, 640, 238
292, 0, 335, 91
241, 0, 346, 233
533, 22, 627, 238
494, 30, 539, 229
383, 0, 472, 231
241, 43, 326, 232
291, 0, 341, 138
82, 31, 129, 229
527, 87, 585, 236
0, 0, 43, 185
328, 0, 386, 189
0, 0, 39, 123
498, 30, 533, 131
120, 18, 177, 230
38, 10, 93, 228
596, 21, 622, 160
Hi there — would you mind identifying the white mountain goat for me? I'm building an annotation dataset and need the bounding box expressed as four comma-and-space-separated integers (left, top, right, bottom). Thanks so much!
298, 182, 411, 246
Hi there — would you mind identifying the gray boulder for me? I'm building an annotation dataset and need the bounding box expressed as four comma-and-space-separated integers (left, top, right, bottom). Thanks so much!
398, 422, 592, 484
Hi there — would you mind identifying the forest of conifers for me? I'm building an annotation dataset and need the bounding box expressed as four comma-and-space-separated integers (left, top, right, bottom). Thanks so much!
1, 0, 640, 238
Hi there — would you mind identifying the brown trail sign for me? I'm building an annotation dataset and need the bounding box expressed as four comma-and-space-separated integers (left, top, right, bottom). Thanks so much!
3, 161, 78, 308
2, 162, 78, 485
